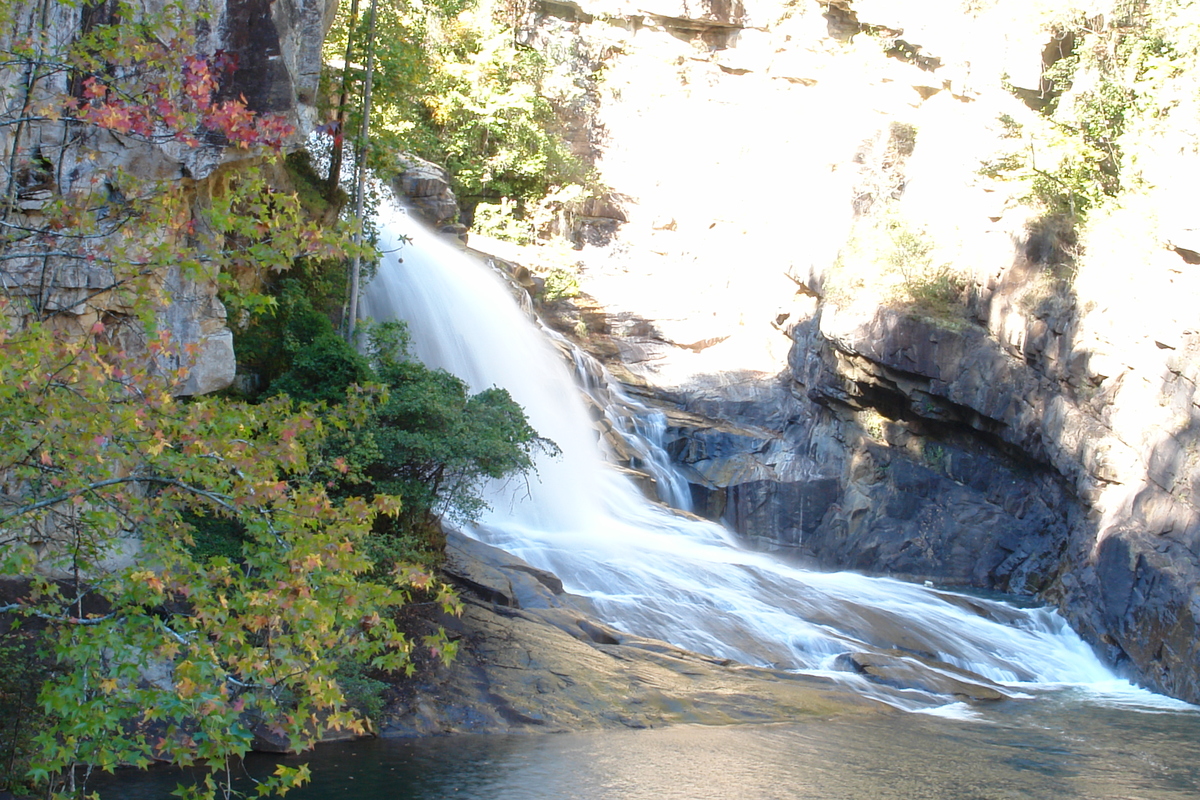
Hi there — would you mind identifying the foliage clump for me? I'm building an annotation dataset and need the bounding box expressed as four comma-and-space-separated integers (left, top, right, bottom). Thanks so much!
985, 1, 1199, 229
827, 210, 970, 327
234, 283, 552, 560
541, 267, 581, 302
318, 0, 589, 220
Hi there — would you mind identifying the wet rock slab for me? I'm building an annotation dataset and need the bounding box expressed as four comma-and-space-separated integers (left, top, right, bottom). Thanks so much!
833, 651, 1014, 703
380, 532, 887, 736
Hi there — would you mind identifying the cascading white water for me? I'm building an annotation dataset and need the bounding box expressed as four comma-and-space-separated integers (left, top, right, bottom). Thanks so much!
361, 205, 1127, 707
565, 341, 695, 511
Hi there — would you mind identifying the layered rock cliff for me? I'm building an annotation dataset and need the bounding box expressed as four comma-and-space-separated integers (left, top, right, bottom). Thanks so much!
0, 0, 337, 394
483, 0, 1200, 702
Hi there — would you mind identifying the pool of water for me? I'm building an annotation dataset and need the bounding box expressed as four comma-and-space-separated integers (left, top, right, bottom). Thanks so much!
95, 686, 1200, 800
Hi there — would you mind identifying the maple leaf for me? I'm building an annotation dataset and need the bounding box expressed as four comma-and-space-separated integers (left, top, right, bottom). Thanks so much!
147, 432, 170, 455
81, 76, 107, 100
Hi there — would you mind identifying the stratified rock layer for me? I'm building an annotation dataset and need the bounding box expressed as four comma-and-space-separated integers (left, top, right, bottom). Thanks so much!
0, 0, 337, 395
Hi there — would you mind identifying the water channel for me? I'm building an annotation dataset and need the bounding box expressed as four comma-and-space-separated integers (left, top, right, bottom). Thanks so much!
101, 693, 1200, 799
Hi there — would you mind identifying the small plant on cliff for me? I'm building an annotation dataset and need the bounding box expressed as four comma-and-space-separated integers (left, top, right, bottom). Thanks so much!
829, 209, 969, 325
541, 267, 581, 302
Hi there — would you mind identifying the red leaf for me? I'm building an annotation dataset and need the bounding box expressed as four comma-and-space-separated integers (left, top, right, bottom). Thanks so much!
82, 76, 107, 100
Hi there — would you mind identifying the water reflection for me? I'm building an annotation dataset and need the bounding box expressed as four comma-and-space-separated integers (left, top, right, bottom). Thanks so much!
95, 693, 1200, 800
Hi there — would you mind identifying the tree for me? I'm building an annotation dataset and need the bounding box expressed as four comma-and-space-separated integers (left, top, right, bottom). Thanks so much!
0, 2, 459, 797
324, 0, 363, 199
0, 321, 459, 799
346, 0, 379, 343
315, 0, 586, 217
360, 322, 555, 531
248, 311, 553, 562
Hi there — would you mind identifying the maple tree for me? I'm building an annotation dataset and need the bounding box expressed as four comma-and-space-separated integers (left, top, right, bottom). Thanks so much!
0, 320, 460, 799
0, 2, 460, 798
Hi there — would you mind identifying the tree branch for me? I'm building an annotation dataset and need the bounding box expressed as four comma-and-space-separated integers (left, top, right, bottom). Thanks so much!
0, 475, 239, 527
0, 602, 117, 625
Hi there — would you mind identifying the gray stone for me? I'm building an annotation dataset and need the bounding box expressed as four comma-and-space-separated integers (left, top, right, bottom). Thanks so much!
391, 153, 461, 229
834, 650, 1013, 703
177, 329, 237, 396
0, 0, 337, 397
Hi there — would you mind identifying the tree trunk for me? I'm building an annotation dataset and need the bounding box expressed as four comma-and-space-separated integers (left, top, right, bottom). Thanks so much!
345, 0, 377, 343
324, 0, 360, 199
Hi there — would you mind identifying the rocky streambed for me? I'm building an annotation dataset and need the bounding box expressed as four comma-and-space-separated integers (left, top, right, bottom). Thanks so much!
381, 531, 885, 734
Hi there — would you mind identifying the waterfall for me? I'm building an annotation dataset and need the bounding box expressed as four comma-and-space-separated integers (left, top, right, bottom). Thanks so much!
361, 205, 1124, 708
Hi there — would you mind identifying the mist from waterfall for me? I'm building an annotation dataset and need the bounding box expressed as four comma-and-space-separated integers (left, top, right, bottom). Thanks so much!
360, 204, 1159, 711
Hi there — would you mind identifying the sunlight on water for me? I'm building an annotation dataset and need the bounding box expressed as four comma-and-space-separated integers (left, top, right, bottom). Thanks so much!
98, 706, 1200, 800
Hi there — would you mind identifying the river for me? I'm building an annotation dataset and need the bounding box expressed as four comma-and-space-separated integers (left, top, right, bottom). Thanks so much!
102, 206, 1200, 798
97, 691, 1200, 799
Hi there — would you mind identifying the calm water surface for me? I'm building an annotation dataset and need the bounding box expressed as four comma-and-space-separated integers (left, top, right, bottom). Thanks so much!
98, 689, 1200, 800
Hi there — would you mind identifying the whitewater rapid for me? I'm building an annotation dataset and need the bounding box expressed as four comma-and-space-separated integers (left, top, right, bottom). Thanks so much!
361, 205, 1143, 710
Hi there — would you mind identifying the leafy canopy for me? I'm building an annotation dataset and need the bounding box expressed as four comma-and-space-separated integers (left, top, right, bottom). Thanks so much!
0, 1, 456, 798
317, 0, 587, 214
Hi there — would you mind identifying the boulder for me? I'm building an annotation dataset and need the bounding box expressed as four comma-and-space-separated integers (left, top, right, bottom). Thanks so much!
391, 154, 462, 231
834, 650, 1013, 703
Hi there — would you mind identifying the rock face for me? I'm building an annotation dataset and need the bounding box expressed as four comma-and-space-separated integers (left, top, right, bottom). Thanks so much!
0, 0, 338, 396
797, 282, 1200, 704
476, 0, 1200, 704
390, 153, 465, 235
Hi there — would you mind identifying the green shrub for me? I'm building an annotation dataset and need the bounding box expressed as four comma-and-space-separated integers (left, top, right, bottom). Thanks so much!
368, 359, 551, 525
272, 320, 555, 570
541, 267, 580, 301
234, 279, 372, 403
270, 330, 372, 405
182, 511, 249, 562
333, 660, 391, 724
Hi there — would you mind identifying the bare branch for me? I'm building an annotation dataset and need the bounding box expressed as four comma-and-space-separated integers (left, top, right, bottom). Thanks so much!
0, 602, 118, 625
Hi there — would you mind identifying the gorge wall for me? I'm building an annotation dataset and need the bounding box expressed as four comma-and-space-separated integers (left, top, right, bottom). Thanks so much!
0, 0, 337, 394
485, 0, 1200, 702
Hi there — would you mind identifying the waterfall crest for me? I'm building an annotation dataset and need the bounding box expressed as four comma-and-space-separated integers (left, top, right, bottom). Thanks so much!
360, 205, 1125, 709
